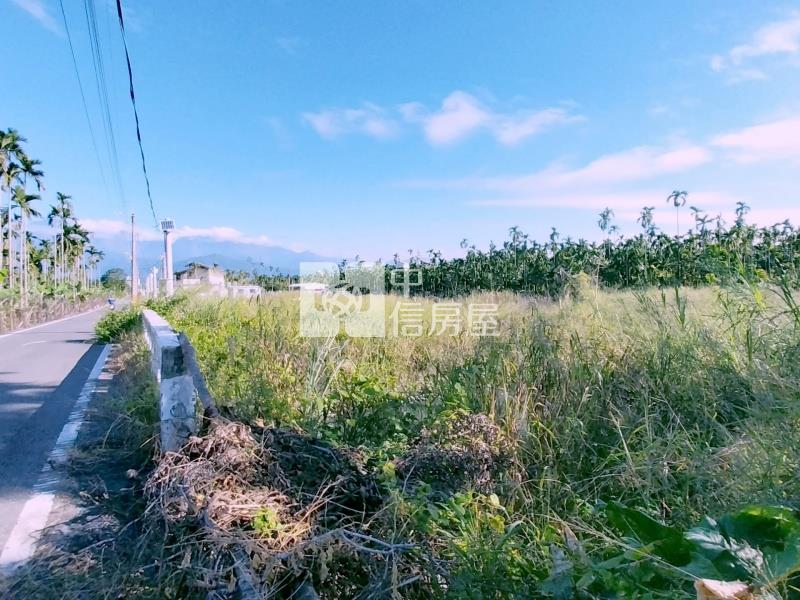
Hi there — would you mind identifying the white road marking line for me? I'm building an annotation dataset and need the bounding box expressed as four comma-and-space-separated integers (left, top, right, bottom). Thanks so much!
0, 344, 111, 574
21, 340, 48, 347
0, 307, 104, 340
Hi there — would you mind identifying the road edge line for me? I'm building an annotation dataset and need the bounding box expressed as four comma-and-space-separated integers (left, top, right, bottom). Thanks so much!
0, 343, 112, 574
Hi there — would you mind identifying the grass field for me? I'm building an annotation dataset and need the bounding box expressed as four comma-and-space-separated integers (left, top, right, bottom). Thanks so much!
145, 281, 800, 598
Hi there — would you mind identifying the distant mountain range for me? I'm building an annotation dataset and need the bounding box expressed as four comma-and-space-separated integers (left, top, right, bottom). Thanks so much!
96, 237, 337, 276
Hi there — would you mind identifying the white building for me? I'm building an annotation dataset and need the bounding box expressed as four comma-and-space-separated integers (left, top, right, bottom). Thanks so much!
228, 284, 262, 299
173, 262, 262, 299
174, 263, 227, 289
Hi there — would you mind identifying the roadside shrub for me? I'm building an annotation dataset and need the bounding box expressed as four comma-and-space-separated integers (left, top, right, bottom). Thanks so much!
95, 307, 141, 343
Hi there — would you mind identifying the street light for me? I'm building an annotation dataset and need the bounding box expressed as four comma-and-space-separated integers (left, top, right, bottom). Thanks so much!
161, 218, 175, 297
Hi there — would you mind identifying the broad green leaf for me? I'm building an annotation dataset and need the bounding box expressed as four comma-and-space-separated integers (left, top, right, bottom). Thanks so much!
718, 505, 800, 549
685, 520, 763, 581
605, 501, 694, 566
686, 508, 800, 585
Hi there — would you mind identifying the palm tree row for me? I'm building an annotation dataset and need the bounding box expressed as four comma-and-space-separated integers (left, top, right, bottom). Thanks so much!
1, 128, 104, 296
384, 198, 800, 297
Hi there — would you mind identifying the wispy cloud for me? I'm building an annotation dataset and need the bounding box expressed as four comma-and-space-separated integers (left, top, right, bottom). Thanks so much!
175, 226, 274, 245
81, 219, 276, 246
405, 92, 491, 145
471, 190, 671, 211
10, 0, 60, 34
471, 190, 734, 212
711, 114, 800, 163
406, 108, 800, 235
404, 143, 711, 192
532, 145, 711, 188
711, 12, 800, 81
303, 91, 583, 146
406, 91, 584, 146
302, 103, 399, 140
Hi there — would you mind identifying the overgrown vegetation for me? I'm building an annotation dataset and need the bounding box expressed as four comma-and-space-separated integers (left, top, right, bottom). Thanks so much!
207, 202, 800, 299
94, 306, 141, 343
384, 204, 800, 297
144, 280, 800, 598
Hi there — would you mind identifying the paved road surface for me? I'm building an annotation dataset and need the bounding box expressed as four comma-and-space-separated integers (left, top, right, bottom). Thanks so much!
0, 309, 105, 551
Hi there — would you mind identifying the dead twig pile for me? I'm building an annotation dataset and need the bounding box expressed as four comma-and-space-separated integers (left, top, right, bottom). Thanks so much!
146, 420, 417, 598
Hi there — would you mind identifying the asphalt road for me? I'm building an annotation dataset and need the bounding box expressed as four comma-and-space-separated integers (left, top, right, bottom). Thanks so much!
0, 308, 105, 551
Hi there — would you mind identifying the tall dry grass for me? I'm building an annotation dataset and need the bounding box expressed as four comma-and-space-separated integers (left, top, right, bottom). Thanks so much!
148, 282, 800, 597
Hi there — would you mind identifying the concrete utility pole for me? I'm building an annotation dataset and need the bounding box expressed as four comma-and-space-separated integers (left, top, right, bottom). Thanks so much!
131, 213, 139, 301
150, 266, 158, 297
161, 218, 175, 297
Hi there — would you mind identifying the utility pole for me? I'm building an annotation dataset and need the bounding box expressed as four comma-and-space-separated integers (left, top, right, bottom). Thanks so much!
131, 213, 139, 301
161, 218, 175, 297
149, 265, 158, 298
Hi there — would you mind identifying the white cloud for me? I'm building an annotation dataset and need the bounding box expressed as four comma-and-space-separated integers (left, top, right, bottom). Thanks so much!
410, 91, 584, 146
495, 107, 583, 145
174, 226, 274, 246
541, 145, 711, 188
302, 103, 399, 140
710, 55, 726, 72
472, 190, 757, 240
81, 219, 276, 246
304, 91, 583, 146
473, 192, 800, 237
743, 207, 800, 226
711, 115, 800, 163
402, 110, 800, 237
80, 218, 149, 239
11, 0, 60, 33
473, 190, 734, 212
730, 14, 800, 63
419, 91, 491, 145
711, 13, 800, 80
406, 143, 711, 193
472, 191, 668, 211
726, 68, 769, 83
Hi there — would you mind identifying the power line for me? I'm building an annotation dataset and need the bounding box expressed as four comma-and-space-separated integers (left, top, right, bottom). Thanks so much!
83, 0, 127, 208
115, 0, 158, 227
57, 0, 113, 204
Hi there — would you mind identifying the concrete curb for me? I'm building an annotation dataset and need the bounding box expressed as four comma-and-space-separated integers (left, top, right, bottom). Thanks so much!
142, 309, 196, 452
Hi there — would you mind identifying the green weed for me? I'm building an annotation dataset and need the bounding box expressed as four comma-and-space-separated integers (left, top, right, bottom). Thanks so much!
94, 307, 141, 343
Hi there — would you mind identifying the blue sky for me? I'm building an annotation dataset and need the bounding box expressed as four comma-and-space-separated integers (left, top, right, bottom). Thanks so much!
3, 0, 800, 259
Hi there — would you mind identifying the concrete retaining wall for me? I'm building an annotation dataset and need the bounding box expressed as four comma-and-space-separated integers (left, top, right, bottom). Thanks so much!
142, 309, 196, 452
